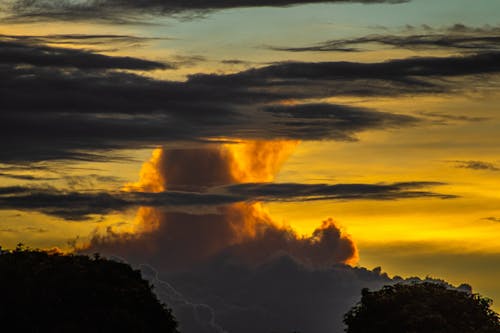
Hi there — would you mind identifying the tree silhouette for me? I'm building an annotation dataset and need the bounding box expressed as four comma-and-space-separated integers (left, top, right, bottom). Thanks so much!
344, 282, 500, 333
0, 245, 178, 332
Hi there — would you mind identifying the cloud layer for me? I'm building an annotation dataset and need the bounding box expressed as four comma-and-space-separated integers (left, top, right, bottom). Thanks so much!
0, 181, 453, 220
2, 0, 409, 23
0, 38, 170, 70
270, 24, 500, 53
3, 33, 500, 164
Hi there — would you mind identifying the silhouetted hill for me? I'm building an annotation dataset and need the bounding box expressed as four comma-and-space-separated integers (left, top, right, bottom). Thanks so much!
0, 245, 178, 332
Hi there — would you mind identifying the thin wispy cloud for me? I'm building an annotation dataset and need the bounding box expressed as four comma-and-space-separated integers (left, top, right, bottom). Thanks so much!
0, 181, 453, 220
269, 24, 500, 53
453, 160, 500, 172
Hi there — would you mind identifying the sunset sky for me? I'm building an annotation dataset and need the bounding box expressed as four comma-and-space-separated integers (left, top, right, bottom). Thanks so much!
1, 1, 499, 332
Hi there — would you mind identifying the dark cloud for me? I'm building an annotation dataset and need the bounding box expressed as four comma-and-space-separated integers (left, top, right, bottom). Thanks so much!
2, 0, 409, 23
0, 172, 51, 181
453, 160, 500, 171
4, 47, 500, 163
135, 255, 466, 333
0, 186, 132, 221
161, 257, 395, 333
0, 38, 170, 70
0, 181, 453, 220
221, 59, 253, 65
270, 24, 500, 53
264, 103, 417, 140
224, 52, 500, 80
0, 33, 167, 48
226, 181, 456, 201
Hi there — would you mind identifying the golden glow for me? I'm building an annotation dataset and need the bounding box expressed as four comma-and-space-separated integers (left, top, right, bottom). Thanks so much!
225, 140, 300, 183
124, 148, 166, 193
97, 140, 358, 266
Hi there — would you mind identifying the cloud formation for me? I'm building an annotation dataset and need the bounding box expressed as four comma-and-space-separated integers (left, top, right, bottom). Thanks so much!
0, 180, 453, 220
2, 0, 409, 23
0, 37, 170, 70
453, 160, 500, 172
83, 141, 360, 272
0, 33, 166, 48
152, 256, 466, 333
270, 24, 500, 53
3, 37, 500, 163
76, 143, 421, 333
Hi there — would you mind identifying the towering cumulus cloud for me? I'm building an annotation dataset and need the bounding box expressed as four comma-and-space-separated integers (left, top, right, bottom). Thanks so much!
90, 140, 357, 269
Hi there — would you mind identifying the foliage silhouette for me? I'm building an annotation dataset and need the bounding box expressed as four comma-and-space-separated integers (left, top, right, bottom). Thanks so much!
344, 282, 500, 333
0, 244, 178, 332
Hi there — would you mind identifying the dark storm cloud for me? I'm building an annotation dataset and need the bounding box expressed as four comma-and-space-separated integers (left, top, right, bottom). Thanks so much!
0, 38, 170, 70
2, 45, 500, 163
0, 181, 452, 220
270, 24, 500, 53
137, 254, 465, 333
453, 160, 500, 172
156, 256, 396, 333
2, 0, 409, 23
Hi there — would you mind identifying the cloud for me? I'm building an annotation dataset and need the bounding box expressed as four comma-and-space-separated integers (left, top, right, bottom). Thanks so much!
0, 172, 55, 181
0, 141, 453, 285
3, 43, 500, 163
263, 103, 417, 140
49, 137, 460, 333
0, 37, 170, 70
163, 256, 397, 333
0, 142, 451, 275
417, 111, 489, 124
453, 160, 500, 171
136, 254, 466, 333
226, 181, 456, 201
0, 33, 167, 48
269, 24, 500, 53
0, 181, 454, 220
2, 0, 410, 23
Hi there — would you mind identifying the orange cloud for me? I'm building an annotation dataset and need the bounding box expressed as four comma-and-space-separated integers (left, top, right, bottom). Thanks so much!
87, 140, 357, 270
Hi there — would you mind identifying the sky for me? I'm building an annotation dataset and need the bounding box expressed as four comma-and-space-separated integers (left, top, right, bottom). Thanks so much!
0, 0, 499, 332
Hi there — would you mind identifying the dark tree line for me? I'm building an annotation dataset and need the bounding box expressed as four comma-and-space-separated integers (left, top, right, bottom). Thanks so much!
344, 282, 500, 333
0, 245, 178, 332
